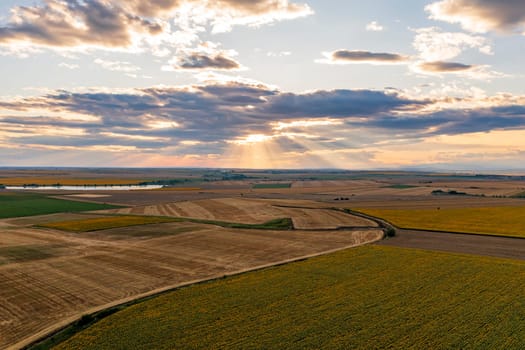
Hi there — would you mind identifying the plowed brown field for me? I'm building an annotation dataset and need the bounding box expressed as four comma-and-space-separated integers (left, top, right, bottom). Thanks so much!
103, 198, 377, 229
0, 202, 382, 349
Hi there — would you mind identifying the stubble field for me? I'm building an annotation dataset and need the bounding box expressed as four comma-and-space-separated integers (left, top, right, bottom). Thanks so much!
103, 198, 377, 230
0, 197, 381, 349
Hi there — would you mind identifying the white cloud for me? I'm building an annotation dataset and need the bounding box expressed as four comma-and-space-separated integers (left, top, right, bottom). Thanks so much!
58, 62, 79, 70
0, 0, 313, 62
267, 51, 292, 57
366, 21, 384, 31
94, 58, 141, 72
412, 27, 492, 61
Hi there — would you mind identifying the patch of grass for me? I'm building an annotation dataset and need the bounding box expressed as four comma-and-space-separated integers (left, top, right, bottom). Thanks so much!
47, 245, 525, 350
38, 214, 294, 233
38, 216, 180, 232
0, 192, 119, 219
511, 191, 525, 198
185, 217, 294, 230
252, 183, 292, 189
431, 189, 469, 196
30, 308, 124, 350
354, 206, 525, 238
384, 184, 417, 189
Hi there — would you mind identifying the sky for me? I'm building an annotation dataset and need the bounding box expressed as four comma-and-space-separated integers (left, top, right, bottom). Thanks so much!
1, 0, 525, 171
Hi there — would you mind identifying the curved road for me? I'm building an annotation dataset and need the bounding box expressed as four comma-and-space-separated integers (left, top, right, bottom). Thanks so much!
377, 229, 525, 260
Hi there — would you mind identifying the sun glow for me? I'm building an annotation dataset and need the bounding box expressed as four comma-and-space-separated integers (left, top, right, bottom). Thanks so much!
272, 119, 342, 130
230, 133, 274, 145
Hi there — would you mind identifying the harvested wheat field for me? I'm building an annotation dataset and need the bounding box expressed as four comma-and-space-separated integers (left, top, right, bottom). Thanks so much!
0, 207, 382, 349
104, 198, 377, 229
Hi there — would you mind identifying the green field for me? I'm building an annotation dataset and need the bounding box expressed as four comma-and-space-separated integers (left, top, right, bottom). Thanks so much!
355, 207, 525, 237
252, 183, 292, 189
0, 192, 118, 219
186, 217, 293, 230
39, 215, 179, 232
385, 184, 417, 189
48, 246, 525, 349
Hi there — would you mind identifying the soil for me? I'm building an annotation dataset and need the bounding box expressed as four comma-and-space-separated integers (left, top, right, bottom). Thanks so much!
0, 212, 382, 349
377, 229, 525, 260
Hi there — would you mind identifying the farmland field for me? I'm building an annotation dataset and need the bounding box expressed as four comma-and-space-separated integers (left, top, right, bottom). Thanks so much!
0, 201, 382, 349
0, 192, 118, 219
355, 207, 525, 238
52, 245, 525, 350
39, 215, 180, 232
252, 183, 292, 189
105, 198, 378, 230
3, 168, 525, 349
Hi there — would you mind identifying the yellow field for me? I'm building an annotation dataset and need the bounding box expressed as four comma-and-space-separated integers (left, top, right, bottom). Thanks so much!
52, 245, 525, 349
0, 177, 146, 186
39, 215, 178, 232
355, 206, 525, 237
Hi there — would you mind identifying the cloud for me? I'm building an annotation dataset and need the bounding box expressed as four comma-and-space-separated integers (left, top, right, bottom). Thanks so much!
259, 89, 424, 117
267, 51, 292, 57
412, 27, 492, 61
169, 53, 242, 70
3, 81, 525, 169
412, 61, 504, 80
0, 0, 164, 49
59, 62, 80, 70
202, 0, 314, 33
0, 82, 424, 149
0, 0, 312, 54
162, 40, 245, 71
418, 61, 473, 72
426, 0, 525, 33
318, 50, 409, 65
94, 58, 141, 72
366, 21, 384, 31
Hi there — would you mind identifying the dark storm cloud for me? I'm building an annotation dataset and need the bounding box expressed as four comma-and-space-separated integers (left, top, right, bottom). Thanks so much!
419, 61, 474, 72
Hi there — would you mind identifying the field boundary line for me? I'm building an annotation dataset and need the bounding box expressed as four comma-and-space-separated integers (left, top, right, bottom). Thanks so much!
395, 227, 525, 240
16, 230, 383, 350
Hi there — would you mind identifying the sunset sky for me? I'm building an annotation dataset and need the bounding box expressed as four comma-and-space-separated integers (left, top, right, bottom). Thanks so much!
1, 0, 525, 170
